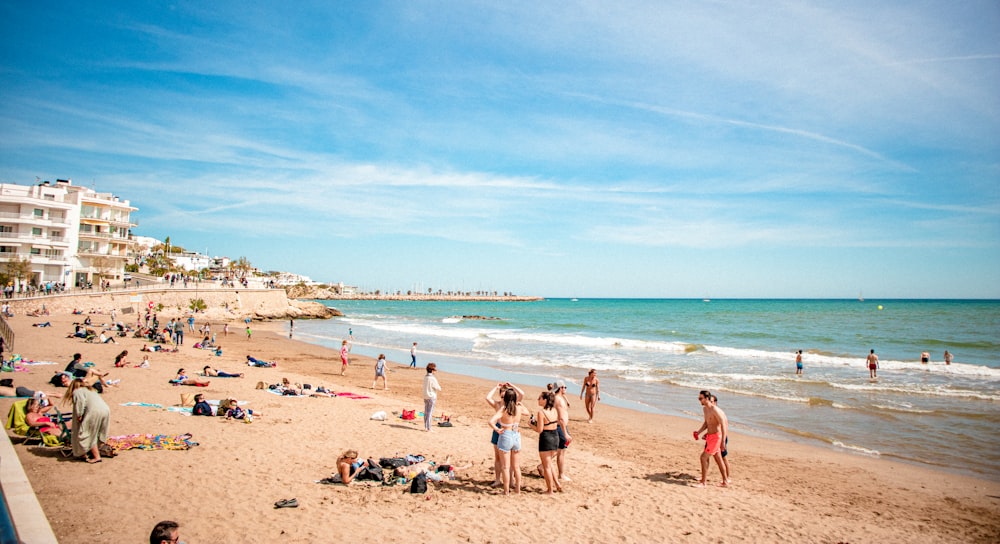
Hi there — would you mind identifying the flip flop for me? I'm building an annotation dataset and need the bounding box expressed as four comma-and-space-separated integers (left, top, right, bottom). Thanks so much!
274, 498, 298, 508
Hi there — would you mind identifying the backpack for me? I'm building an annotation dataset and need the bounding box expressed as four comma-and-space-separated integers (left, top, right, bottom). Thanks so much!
410, 472, 427, 494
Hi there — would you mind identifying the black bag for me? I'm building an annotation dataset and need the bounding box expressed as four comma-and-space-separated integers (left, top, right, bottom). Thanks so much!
356, 460, 383, 482
0, 378, 13, 387
379, 457, 408, 469
410, 472, 427, 494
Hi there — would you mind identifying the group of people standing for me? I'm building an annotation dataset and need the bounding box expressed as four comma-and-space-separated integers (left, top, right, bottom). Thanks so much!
485, 379, 576, 495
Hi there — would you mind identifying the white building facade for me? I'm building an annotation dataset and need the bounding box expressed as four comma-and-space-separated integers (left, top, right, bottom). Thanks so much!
0, 179, 137, 289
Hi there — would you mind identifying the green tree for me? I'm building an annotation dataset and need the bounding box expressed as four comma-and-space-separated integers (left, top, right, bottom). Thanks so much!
189, 298, 207, 313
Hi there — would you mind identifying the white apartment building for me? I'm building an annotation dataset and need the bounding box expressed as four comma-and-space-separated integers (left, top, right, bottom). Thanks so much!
0, 179, 137, 289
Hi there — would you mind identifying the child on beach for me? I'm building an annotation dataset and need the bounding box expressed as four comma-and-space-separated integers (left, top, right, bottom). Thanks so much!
372, 354, 388, 390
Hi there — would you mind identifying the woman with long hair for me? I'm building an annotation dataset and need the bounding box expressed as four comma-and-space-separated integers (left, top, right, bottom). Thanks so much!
62, 377, 110, 463
488, 387, 525, 495
531, 391, 563, 494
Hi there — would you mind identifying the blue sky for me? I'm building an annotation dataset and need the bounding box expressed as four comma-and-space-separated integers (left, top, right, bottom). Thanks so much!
1, 1, 998, 298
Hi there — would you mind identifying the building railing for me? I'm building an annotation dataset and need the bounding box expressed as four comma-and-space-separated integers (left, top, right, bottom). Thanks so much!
0, 314, 14, 353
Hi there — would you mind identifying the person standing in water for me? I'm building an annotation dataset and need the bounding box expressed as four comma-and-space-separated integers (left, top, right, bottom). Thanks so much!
944, 350, 953, 365
866, 349, 879, 379
795, 350, 803, 375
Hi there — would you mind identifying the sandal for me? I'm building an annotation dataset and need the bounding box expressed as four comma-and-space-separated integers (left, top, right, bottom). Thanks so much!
274, 498, 298, 509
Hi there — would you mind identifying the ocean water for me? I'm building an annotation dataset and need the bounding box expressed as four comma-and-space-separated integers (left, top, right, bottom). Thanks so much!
292, 299, 1000, 478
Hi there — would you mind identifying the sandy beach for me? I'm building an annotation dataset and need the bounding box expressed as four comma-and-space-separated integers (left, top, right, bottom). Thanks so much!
3, 308, 999, 543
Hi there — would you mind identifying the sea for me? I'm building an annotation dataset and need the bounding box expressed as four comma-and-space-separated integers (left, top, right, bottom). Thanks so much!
290, 298, 1000, 479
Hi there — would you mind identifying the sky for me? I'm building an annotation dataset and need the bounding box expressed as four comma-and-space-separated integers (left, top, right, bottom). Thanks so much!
1, 1, 998, 298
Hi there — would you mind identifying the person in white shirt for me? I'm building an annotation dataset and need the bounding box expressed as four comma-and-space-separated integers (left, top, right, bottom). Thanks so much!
422, 363, 441, 432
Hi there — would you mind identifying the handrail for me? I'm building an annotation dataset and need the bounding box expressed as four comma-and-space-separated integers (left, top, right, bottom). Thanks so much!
0, 315, 12, 353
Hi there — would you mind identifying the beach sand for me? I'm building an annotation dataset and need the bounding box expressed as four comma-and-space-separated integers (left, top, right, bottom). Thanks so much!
3, 310, 999, 543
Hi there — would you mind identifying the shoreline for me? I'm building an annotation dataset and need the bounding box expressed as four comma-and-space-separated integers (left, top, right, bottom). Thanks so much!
2, 311, 998, 542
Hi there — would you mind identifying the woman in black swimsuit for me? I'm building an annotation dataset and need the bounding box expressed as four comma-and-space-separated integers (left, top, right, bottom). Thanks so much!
531, 391, 563, 494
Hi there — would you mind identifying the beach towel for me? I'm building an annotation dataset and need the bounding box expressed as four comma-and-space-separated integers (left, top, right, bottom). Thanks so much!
120, 402, 164, 408
337, 392, 371, 400
104, 433, 198, 453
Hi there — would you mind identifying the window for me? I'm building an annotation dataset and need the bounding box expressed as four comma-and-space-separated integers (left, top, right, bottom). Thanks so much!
32, 227, 42, 236
29, 248, 41, 255
44, 249, 63, 258
33, 208, 44, 218
0, 246, 15, 253
0, 226, 12, 233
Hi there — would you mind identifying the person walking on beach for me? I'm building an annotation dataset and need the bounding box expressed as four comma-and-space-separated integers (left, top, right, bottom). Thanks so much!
423, 363, 441, 431
711, 394, 731, 483
795, 350, 803, 375
580, 369, 600, 423
866, 349, 879, 379
340, 340, 350, 376
410, 342, 417, 368
693, 390, 728, 487
372, 354, 388, 390
944, 350, 953, 365
289, 318, 294, 338
223, 322, 229, 336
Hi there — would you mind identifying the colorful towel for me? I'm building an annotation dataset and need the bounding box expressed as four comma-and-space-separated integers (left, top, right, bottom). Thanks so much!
105, 433, 198, 453
121, 402, 164, 408
337, 392, 371, 400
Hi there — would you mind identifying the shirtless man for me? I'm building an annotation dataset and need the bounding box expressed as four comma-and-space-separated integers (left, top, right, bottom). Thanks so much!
693, 390, 728, 487
553, 381, 573, 481
580, 369, 600, 423
866, 349, 879, 379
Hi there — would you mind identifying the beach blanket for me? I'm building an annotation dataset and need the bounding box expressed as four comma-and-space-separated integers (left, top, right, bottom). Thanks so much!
105, 433, 198, 453
265, 388, 307, 397
121, 402, 164, 408
337, 392, 371, 400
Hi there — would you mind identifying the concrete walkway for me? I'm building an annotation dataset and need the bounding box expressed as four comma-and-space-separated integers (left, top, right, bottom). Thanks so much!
0, 432, 59, 543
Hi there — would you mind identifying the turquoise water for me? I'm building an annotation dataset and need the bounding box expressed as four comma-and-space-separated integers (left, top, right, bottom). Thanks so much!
293, 299, 1000, 478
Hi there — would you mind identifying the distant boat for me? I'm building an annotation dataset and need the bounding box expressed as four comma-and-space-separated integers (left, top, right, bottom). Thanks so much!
702, 298, 711, 303
570, 298, 578, 302
858, 291, 864, 302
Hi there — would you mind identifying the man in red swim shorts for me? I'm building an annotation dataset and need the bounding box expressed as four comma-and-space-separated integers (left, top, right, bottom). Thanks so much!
693, 390, 729, 487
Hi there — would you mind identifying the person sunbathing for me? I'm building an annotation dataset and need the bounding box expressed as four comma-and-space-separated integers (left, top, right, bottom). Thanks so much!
224, 398, 260, 420
0, 385, 62, 400
24, 397, 70, 434
246, 355, 275, 368
203, 365, 243, 378
171, 368, 209, 387
335, 450, 368, 484
393, 456, 470, 482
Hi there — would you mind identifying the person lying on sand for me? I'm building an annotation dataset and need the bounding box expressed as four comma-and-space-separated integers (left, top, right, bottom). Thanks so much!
203, 365, 243, 378
246, 355, 275, 368
394, 456, 471, 482
170, 368, 209, 387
